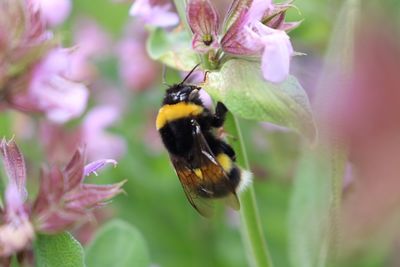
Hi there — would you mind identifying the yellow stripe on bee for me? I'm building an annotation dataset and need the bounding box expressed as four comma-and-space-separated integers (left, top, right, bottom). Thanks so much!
216, 153, 232, 172
194, 168, 203, 179
156, 102, 204, 130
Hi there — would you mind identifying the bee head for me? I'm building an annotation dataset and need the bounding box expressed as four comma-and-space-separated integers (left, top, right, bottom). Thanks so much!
163, 84, 201, 105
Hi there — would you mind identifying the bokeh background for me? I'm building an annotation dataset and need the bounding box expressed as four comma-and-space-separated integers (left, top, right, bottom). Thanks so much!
1, 0, 400, 266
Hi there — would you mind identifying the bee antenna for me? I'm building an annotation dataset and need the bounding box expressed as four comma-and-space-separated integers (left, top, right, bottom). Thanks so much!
180, 63, 201, 85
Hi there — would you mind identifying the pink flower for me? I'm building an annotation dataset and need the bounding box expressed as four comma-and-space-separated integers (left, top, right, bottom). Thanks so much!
0, 139, 124, 255
246, 22, 294, 83
186, 0, 299, 83
116, 37, 159, 91
129, 0, 179, 27
0, 0, 52, 99
11, 48, 90, 123
0, 184, 34, 257
34, 0, 72, 27
0, 139, 33, 257
187, 0, 220, 53
261, 1, 302, 31
69, 19, 112, 81
33, 148, 124, 233
83, 106, 127, 161
221, 0, 293, 82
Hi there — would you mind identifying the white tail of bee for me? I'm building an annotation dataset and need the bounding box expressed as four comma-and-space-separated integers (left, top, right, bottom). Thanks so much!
237, 169, 253, 193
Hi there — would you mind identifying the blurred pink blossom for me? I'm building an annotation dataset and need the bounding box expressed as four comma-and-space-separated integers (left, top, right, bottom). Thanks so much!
116, 24, 159, 91
34, 0, 72, 27
0, 139, 124, 255
70, 19, 112, 81
11, 48, 89, 123
0, 0, 52, 98
39, 103, 126, 163
0, 139, 33, 257
129, 0, 179, 27
315, 14, 400, 251
39, 122, 82, 163
33, 148, 124, 233
83, 106, 127, 161
0, 183, 34, 257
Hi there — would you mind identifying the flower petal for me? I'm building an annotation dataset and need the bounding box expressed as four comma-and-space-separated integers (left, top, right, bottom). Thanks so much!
27, 48, 89, 123
36, 208, 86, 233
84, 159, 117, 177
187, 0, 219, 53
261, 2, 301, 32
223, 0, 253, 31
221, 0, 271, 55
0, 139, 27, 201
221, 9, 257, 55
129, 0, 179, 27
35, 0, 72, 27
32, 148, 124, 234
83, 106, 126, 161
65, 181, 125, 209
260, 29, 293, 83
64, 149, 85, 191
0, 183, 33, 257
33, 166, 66, 215
0, 219, 34, 257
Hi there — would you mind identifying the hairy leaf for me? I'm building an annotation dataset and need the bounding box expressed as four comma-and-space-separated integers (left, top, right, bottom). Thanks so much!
203, 59, 316, 141
146, 27, 200, 71
34, 232, 85, 267
85, 220, 150, 267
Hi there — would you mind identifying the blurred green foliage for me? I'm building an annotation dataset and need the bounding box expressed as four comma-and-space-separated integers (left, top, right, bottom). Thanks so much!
34, 232, 85, 267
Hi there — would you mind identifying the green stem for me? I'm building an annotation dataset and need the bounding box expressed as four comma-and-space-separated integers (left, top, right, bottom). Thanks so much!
225, 113, 274, 267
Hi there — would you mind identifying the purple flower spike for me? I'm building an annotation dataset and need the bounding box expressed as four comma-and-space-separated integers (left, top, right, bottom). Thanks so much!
33, 149, 124, 233
187, 0, 220, 53
84, 159, 118, 177
0, 140, 33, 257
0, 138, 27, 201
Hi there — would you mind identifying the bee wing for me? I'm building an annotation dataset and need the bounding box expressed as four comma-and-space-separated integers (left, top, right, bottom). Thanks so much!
191, 120, 240, 211
170, 156, 215, 217
169, 119, 240, 217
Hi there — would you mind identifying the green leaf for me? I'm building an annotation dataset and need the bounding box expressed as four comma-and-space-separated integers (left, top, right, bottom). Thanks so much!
146, 28, 200, 71
203, 59, 316, 141
34, 232, 86, 267
287, 147, 345, 267
11, 255, 20, 267
85, 219, 150, 267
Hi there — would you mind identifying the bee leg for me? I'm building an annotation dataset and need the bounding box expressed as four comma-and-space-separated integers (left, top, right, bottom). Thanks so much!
211, 102, 228, 127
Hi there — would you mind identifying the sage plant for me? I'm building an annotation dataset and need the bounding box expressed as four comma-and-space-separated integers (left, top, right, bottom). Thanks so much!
0, 139, 124, 257
131, 0, 315, 266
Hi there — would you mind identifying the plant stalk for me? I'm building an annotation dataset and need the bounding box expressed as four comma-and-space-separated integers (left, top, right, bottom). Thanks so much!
225, 113, 274, 267
170, 2, 273, 265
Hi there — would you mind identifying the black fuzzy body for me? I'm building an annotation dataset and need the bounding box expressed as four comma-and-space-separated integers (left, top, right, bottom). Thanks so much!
157, 84, 241, 200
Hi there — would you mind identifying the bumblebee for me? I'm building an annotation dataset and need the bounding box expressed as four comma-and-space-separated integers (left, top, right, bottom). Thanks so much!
156, 66, 251, 216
